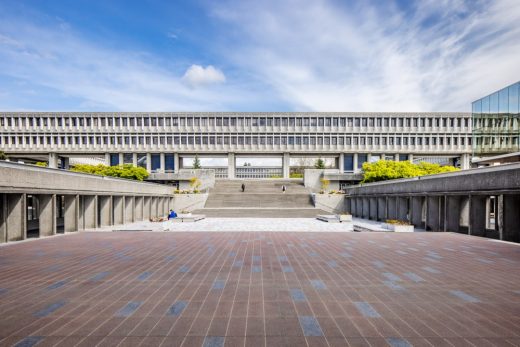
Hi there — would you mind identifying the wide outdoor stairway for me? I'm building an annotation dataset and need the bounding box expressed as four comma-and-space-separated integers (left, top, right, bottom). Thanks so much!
193, 179, 328, 218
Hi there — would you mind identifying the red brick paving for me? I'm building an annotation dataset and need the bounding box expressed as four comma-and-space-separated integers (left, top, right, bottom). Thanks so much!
0, 231, 519, 347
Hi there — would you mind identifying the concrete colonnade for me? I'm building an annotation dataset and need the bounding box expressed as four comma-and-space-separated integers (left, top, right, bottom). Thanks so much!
346, 193, 520, 242
0, 192, 171, 243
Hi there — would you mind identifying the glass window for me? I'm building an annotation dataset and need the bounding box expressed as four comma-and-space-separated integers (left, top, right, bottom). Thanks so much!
151, 154, 160, 171
357, 154, 367, 169
344, 154, 354, 172
499, 88, 509, 113
165, 154, 175, 171
123, 153, 133, 164
509, 83, 519, 114
137, 154, 146, 168
110, 153, 119, 166
490, 92, 499, 114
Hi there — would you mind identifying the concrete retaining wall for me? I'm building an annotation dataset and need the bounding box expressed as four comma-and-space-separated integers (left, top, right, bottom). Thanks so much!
312, 194, 346, 214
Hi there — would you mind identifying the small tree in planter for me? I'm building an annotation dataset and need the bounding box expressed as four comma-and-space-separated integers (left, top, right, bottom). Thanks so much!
319, 178, 330, 194
189, 177, 201, 193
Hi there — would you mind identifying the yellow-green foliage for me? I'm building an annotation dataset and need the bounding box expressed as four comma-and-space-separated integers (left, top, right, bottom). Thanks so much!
70, 164, 149, 181
35, 161, 48, 167
362, 160, 459, 183
289, 173, 303, 178
189, 177, 201, 190
320, 177, 330, 190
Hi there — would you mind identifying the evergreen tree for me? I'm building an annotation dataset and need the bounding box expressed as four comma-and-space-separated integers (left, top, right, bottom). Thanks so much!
314, 158, 326, 169
0, 151, 7, 160
193, 155, 201, 169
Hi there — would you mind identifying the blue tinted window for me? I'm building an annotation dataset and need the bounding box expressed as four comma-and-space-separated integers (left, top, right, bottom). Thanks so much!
399, 154, 409, 161
357, 154, 367, 169
499, 88, 509, 113
110, 153, 119, 166
472, 100, 482, 114
165, 154, 175, 171
490, 92, 499, 114
509, 83, 519, 114
151, 154, 160, 171
482, 96, 490, 114
344, 154, 354, 172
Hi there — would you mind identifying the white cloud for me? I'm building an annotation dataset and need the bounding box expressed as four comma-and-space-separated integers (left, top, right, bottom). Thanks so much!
182, 64, 226, 88
210, 0, 520, 112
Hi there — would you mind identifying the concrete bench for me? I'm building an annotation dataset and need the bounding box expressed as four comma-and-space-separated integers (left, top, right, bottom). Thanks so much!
316, 214, 352, 223
170, 214, 206, 223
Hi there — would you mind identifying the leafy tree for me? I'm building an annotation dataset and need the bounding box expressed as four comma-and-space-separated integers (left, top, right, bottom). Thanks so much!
361, 160, 458, 183
314, 158, 326, 169
320, 177, 330, 191
189, 176, 201, 191
193, 155, 201, 169
0, 151, 7, 160
70, 164, 149, 181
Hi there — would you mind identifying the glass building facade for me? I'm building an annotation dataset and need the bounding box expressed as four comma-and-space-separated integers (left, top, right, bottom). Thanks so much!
472, 82, 520, 155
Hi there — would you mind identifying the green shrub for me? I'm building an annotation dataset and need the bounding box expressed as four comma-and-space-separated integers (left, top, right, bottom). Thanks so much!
361, 160, 458, 183
35, 162, 48, 167
289, 173, 303, 178
70, 164, 149, 181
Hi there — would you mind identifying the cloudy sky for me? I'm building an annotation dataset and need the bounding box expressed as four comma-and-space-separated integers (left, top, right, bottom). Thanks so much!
0, 0, 519, 112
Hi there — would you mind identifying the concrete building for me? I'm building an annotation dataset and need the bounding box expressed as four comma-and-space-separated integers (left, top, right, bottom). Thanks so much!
1, 112, 472, 183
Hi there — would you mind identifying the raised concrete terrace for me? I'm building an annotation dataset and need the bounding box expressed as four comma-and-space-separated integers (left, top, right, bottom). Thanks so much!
0, 231, 519, 346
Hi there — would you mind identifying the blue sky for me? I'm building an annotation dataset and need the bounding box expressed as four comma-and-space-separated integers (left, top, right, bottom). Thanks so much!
0, 0, 519, 112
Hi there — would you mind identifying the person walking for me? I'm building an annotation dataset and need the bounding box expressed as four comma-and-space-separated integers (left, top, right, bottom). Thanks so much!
282, 185, 286, 193
241, 183, 245, 192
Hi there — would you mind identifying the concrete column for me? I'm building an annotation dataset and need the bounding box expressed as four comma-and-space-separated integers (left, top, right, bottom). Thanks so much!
98, 196, 112, 227
387, 197, 397, 220
411, 196, 424, 228
283, 153, 290, 179
146, 153, 152, 173
338, 154, 344, 173
48, 153, 58, 168
502, 194, 520, 242
39, 194, 56, 237
445, 196, 462, 232
5, 194, 27, 241
469, 195, 486, 237
369, 197, 378, 220
82, 195, 97, 230
124, 196, 134, 223
135, 196, 144, 221
151, 197, 158, 218
174, 153, 180, 172
356, 198, 363, 217
353, 153, 359, 173
459, 196, 470, 231
409, 154, 414, 163
394, 154, 399, 161
377, 197, 386, 221
132, 153, 138, 167
160, 153, 165, 172
362, 197, 370, 219
228, 153, 236, 179
143, 197, 151, 220
64, 195, 79, 233
105, 153, 110, 166
426, 196, 443, 231
113, 196, 124, 225
169, 197, 174, 211
118, 153, 124, 166
461, 153, 471, 170
397, 197, 409, 222
0, 194, 6, 243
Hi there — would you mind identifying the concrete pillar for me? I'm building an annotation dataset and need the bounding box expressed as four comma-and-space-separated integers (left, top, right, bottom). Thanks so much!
169, 197, 174, 211
426, 196, 443, 231
445, 196, 462, 232
39, 194, 56, 237
98, 196, 112, 227
409, 154, 414, 163
64, 195, 79, 233
118, 153, 124, 166
160, 153, 165, 172
283, 153, 290, 179
469, 195, 486, 237
362, 197, 370, 219
459, 196, 470, 231
113, 196, 124, 225
338, 154, 344, 173
48, 153, 58, 169
394, 154, 400, 161
387, 197, 397, 220
353, 153, 359, 173
174, 153, 179, 172
0, 194, 6, 243
151, 197, 158, 218
377, 197, 386, 221
369, 197, 378, 220
135, 196, 144, 221
105, 153, 110, 166
502, 194, 520, 242
5, 194, 27, 241
146, 153, 152, 173
124, 196, 134, 223
397, 197, 409, 222
82, 195, 97, 230
228, 153, 236, 179
132, 153, 138, 167
144, 197, 151, 220
461, 153, 471, 170
411, 196, 424, 228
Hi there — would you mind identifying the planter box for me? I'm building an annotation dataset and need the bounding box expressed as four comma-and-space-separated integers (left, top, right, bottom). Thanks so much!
339, 214, 352, 222
382, 223, 414, 232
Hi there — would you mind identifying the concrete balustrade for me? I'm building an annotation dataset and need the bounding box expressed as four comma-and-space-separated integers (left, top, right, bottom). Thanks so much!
0, 162, 173, 243
346, 163, 520, 242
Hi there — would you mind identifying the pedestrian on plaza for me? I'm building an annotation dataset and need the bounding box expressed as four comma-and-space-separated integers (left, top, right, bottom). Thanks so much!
241, 183, 245, 192
282, 185, 286, 193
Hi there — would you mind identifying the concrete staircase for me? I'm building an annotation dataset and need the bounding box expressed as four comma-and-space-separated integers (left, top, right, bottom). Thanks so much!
193, 179, 328, 218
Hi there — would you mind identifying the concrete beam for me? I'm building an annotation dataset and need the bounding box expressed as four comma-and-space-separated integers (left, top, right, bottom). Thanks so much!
82, 195, 97, 230
39, 194, 56, 237
98, 196, 112, 227
124, 196, 134, 223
